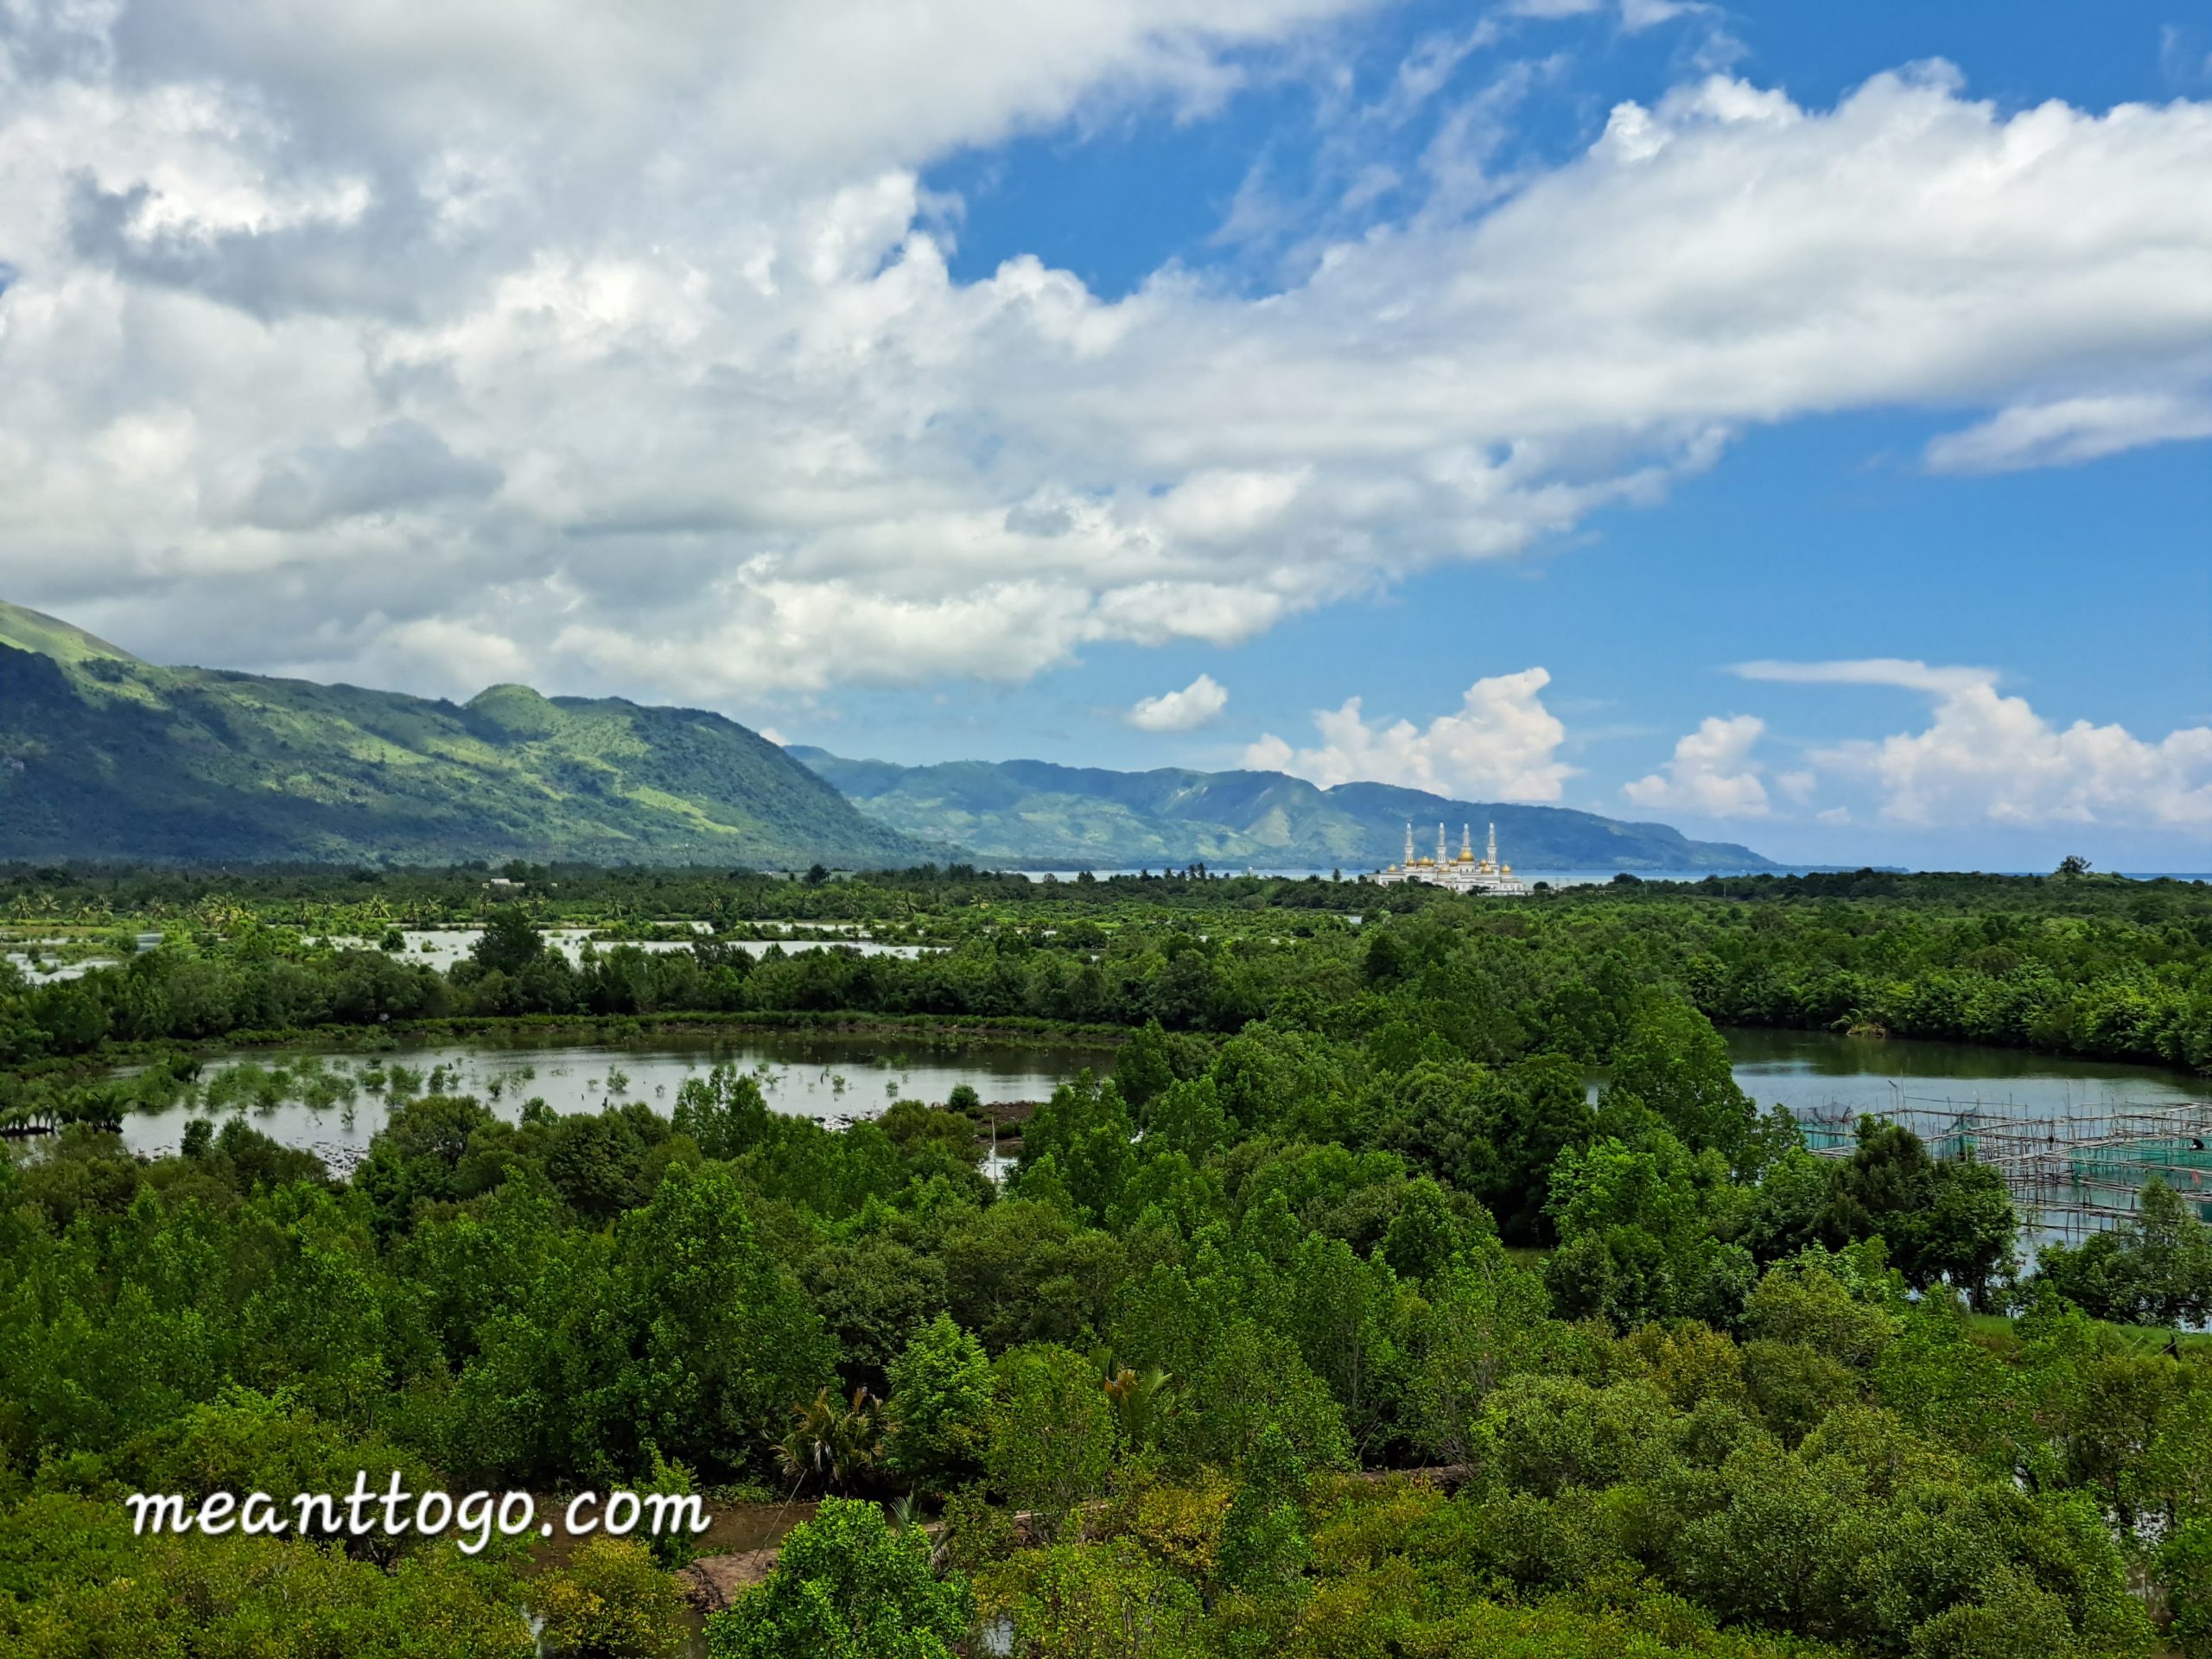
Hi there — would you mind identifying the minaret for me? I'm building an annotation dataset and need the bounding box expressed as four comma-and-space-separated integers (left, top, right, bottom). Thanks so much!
1403, 823, 1414, 866
1436, 823, 1446, 866
1486, 823, 1498, 868
1460, 823, 1473, 862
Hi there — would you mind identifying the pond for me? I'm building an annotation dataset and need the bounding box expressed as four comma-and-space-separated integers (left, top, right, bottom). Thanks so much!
1726, 1029, 2212, 1241
89, 1021, 2212, 1185
1726, 1027, 2209, 1122
4, 951, 119, 985
327, 927, 936, 973
111, 1029, 1105, 1167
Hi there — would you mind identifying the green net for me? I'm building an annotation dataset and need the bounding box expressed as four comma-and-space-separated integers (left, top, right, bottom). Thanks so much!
2066, 1140, 2212, 1219
1798, 1116, 2212, 1226
1799, 1118, 1981, 1161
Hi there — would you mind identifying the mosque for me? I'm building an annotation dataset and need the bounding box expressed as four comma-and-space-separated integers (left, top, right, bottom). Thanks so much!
1371, 822, 1530, 895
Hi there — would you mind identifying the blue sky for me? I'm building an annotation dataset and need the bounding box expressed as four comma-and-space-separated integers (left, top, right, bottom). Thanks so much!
3, 0, 2209, 868
805, 1, 2212, 868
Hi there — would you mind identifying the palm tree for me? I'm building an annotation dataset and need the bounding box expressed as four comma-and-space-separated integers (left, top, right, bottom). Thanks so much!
1091, 1347, 1177, 1452
778, 1386, 885, 1491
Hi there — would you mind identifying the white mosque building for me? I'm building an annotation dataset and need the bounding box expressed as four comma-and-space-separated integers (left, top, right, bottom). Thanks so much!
1371, 822, 1530, 895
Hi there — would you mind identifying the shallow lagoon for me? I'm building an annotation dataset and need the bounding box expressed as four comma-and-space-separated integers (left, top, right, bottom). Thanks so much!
114, 1029, 1102, 1167
101, 1018, 2212, 1176
1726, 1027, 2209, 1122
327, 927, 936, 973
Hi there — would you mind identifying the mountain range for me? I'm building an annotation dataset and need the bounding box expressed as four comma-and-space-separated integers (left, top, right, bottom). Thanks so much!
790, 749, 1776, 874
0, 602, 931, 868
0, 600, 1775, 872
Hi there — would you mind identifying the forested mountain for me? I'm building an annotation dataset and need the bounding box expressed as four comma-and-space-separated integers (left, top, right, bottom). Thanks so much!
790, 747, 1777, 872
0, 602, 935, 868
0, 597, 1771, 874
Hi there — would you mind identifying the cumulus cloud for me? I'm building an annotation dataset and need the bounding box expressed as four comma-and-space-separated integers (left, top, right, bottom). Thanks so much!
1, 10, 2210, 708
1128, 672, 1230, 731
1825, 687, 2212, 830
1243, 668, 1573, 798
1753, 660, 2212, 829
236, 421, 503, 531
1623, 714, 1769, 817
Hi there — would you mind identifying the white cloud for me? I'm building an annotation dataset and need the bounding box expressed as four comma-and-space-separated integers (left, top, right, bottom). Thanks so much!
1751, 660, 2212, 829
1925, 392, 2212, 473
1243, 668, 1573, 799
1623, 714, 1769, 817
1128, 672, 1230, 731
1823, 683, 2212, 829
1734, 658, 1996, 696
1, 17, 2210, 709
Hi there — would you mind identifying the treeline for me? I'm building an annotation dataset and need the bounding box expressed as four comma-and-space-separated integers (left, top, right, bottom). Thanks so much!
11, 865, 2212, 1076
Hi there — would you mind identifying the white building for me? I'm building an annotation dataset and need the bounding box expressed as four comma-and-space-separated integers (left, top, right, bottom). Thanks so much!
1371, 822, 1530, 895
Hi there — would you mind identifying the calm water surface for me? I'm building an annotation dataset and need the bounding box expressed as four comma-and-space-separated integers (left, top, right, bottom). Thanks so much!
116, 1030, 1102, 1166
1726, 1027, 2209, 1120
328, 927, 935, 972
102, 1024, 2211, 1171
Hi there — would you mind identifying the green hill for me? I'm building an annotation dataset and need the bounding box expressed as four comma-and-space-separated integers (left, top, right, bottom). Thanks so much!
788, 748, 1778, 874
0, 601, 938, 868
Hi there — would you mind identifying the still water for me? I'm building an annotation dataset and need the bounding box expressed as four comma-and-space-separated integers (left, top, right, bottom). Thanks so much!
101, 1024, 2211, 1172
327, 927, 935, 972
1726, 1027, 2209, 1121
115, 1030, 1102, 1166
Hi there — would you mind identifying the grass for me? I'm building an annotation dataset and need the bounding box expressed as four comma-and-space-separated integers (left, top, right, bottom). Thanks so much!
1964, 1311, 2212, 1357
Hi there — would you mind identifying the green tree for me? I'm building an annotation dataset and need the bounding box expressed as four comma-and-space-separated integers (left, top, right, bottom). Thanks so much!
1380, 1176, 1467, 1281
973, 1541, 1206, 1659
2040, 1178, 2212, 1325
1217, 1425, 1309, 1599
1407, 1241, 1558, 1463
614, 1162, 836, 1474
1545, 1128, 1753, 1330
2165, 1516, 2212, 1658
472, 906, 544, 975
533, 1537, 689, 1659
706, 1498, 970, 1659
1605, 1001, 1758, 1166
885, 1315, 994, 1497
671, 1065, 773, 1162
1114, 1020, 1175, 1114
1482, 1052, 1599, 1243
779, 1387, 886, 1493
1827, 1122, 2018, 1306
985, 1344, 1119, 1525
1018, 1073, 1137, 1224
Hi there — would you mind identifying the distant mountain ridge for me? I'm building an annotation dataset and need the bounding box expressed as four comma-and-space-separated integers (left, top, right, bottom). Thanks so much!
0, 601, 935, 868
0, 598, 1777, 874
788, 748, 1777, 873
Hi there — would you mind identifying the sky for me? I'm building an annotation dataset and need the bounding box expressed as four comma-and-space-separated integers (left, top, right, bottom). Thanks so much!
2, 0, 2209, 870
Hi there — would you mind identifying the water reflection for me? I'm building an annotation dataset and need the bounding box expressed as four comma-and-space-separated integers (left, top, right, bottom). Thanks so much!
1726, 1028, 2209, 1120
100, 1024, 2212, 1174
115, 1030, 1101, 1166
324, 928, 937, 972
